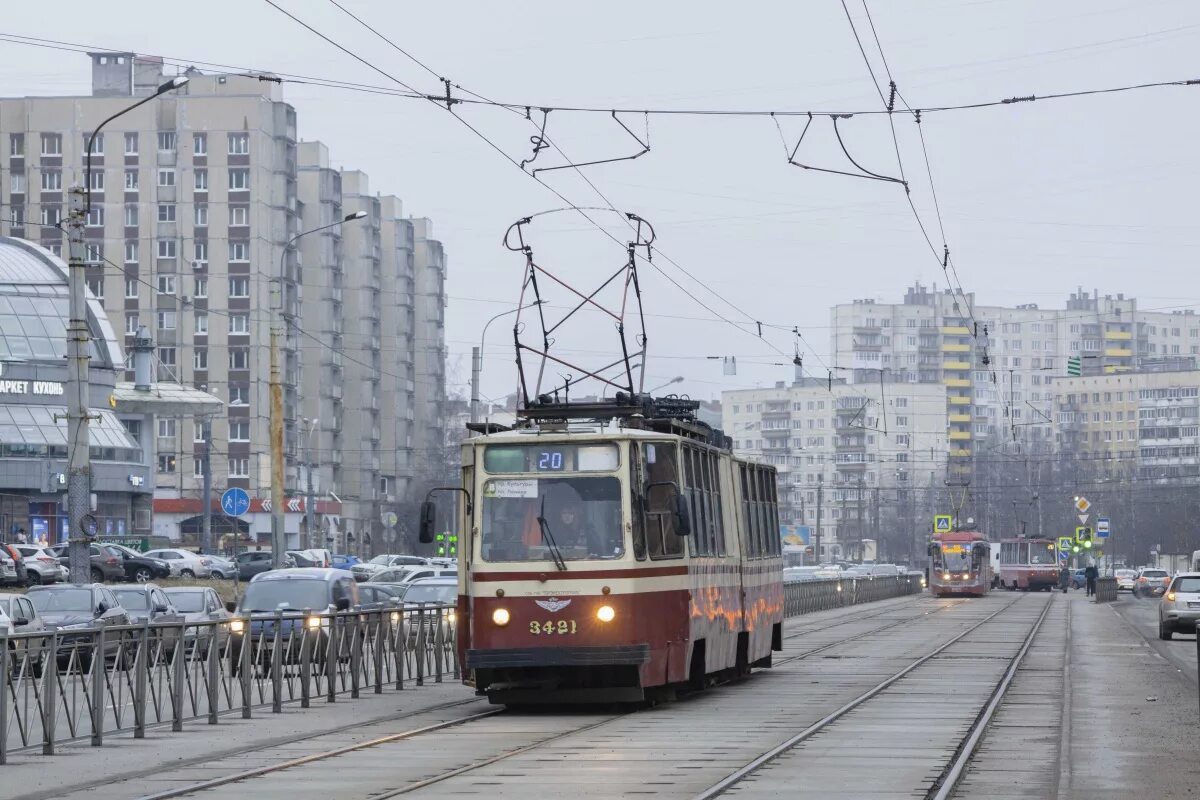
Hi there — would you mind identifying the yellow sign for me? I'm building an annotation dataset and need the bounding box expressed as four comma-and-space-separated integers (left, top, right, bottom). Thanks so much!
1074, 496, 1091, 514
933, 514, 952, 533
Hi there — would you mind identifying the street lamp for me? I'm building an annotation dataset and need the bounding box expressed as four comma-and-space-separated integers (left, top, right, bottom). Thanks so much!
302, 417, 319, 550
65, 75, 190, 583
470, 300, 543, 424
647, 376, 684, 394
269, 211, 368, 567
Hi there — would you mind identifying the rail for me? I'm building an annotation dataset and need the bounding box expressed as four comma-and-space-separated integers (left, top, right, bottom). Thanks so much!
1094, 576, 1118, 603
782, 574, 923, 615
0, 603, 455, 763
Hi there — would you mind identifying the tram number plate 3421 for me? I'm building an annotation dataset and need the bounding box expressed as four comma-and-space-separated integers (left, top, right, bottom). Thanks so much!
530, 619, 578, 635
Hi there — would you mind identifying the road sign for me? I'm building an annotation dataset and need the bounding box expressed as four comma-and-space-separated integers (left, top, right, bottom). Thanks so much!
1067, 356, 1081, 377
1058, 548, 1070, 563
933, 514, 952, 533
1077, 514, 1089, 524
1075, 525, 1093, 549
1096, 516, 1110, 537
1057, 536, 1073, 553
221, 487, 250, 517
381, 511, 398, 528
1074, 496, 1091, 514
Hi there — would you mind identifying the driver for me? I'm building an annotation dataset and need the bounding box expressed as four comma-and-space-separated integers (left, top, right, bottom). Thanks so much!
555, 503, 620, 558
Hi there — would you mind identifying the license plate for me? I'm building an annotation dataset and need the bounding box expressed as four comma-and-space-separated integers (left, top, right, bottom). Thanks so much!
1187, 602, 1200, 609
529, 619, 578, 635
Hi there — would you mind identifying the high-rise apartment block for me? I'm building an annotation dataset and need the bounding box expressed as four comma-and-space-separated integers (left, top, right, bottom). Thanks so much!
0, 53, 448, 549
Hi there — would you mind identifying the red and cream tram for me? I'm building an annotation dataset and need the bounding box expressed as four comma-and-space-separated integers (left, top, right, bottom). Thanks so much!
421, 396, 784, 705
997, 537, 1060, 591
927, 530, 992, 597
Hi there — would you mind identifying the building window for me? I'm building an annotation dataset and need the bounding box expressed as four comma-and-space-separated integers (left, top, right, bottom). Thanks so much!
228, 277, 250, 297
124, 132, 138, 155
10, 173, 25, 194
228, 241, 249, 262
40, 133, 62, 156
228, 133, 250, 155
86, 276, 103, 298
157, 418, 177, 439
157, 168, 175, 187
8, 206, 23, 225
193, 458, 206, 478
9, 133, 24, 157
194, 421, 208, 443
157, 240, 176, 259
157, 454, 177, 473
229, 421, 250, 441
84, 243, 102, 264
195, 313, 208, 335
125, 279, 138, 299
228, 168, 250, 190
896, 416, 909, 427
194, 204, 209, 226
229, 313, 249, 334
193, 348, 208, 370
87, 171, 105, 191
192, 133, 207, 155
193, 241, 207, 264
229, 386, 247, 406
230, 206, 249, 226
40, 170, 62, 191
124, 169, 138, 190
158, 347, 176, 368
125, 314, 139, 334
157, 204, 176, 222
156, 310, 176, 330
124, 204, 138, 226
229, 457, 248, 477
157, 131, 176, 152
39, 206, 61, 226
157, 275, 176, 295
194, 276, 208, 298
194, 169, 208, 191
229, 348, 249, 369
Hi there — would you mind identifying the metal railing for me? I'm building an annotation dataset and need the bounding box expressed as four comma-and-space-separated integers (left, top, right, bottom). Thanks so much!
1094, 576, 1118, 603
0, 603, 455, 763
783, 575, 924, 616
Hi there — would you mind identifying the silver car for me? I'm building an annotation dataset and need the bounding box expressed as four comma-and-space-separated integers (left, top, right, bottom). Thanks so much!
163, 586, 233, 655
14, 545, 68, 584
143, 548, 213, 579
1159, 573, 1200, 640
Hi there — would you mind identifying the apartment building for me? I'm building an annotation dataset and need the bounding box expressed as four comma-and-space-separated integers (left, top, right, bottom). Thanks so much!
723, 378, 948, 560
0, 53, 448, 548
411, 218, 448, 481
379, 195, 417, 518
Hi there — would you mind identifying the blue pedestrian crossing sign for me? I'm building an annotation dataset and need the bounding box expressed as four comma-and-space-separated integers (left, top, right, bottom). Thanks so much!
933, 515, 952, 533
221, 487, 251, 517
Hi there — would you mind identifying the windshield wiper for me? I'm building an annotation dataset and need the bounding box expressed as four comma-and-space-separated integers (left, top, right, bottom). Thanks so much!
535, 496, 568, 571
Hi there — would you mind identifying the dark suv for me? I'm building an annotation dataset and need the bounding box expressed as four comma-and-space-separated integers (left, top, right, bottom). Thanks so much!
100, 543, 172, 583
26, 584, 131, 671
50, 544, 126, 583
236, 551, 275, 581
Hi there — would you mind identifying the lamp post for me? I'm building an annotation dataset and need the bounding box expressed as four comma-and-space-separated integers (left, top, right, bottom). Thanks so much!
65, 76, 189, 583
302, 417, 319, 550
470, 301, 543, 424
647, 376, 684, 394
269, 211, 367, 567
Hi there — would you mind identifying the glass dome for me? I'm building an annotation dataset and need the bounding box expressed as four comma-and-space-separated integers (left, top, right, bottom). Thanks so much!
0, 238, 121, 369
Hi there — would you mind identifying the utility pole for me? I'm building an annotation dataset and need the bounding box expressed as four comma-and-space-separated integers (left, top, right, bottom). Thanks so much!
200, 429, 212, 554
856, 475, 865, 562
305, 419, 317, 551
815, 474, 823, 565
65, 186, 92, 583
470, 346, 481, 424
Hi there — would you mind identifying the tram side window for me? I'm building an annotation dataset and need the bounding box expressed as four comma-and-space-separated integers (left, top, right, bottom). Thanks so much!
999, 542, 1016, 565
709, 452, 726, 556
764, 468, 780, 556
1017, 541, 1030, 565
642, 443, 685, 560
682, 447, 705, 556
630, 444, 647, 561
741, 464, 761, 559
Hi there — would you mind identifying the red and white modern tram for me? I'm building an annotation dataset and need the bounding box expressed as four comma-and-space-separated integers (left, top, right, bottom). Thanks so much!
927, 530, 992, 597
420, 395, 785, 705
997, 538, 1060, 591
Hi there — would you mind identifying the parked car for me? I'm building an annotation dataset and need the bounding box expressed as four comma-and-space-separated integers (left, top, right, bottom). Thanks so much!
351, 554, 429, 582
236, 551, 275, 581
284, 549, 332, 568
100, 543, 172, 583
868, 564, 901, 577
1136, 568, 1171, 598
1070, 569, 1087, 590
111, 584, 185, 656
0, 547, 20, 586
0, 593, 46, 674
783, 566, 823, 583
26, 584, 131, 671
163, 586, 233, 655
357, 583, 403, 611
1159, 573, 1200, 639
399, 577, 458, 644
205, 554, 237, 580
14, 545, 68, 584
332, 554, 361, 571
49, 543, 126, 583
369, 565, 457, 588
2, 543, 29, 586
142, 548, 213, 579
1114, 568, 1137, 592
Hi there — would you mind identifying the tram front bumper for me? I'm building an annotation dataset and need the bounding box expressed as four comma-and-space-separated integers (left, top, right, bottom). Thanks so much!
466, 643, 651, 669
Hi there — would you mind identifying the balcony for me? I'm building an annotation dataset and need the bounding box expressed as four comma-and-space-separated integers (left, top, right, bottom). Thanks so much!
941, 326, 970, 335
762, 405, 791, 417
944, 377, 971, 388
1105, 347, 1132, 357
949, 413, 971, 423
762, 427, 791, 437
943, 360, 970, 371
949, 430, 972, 441
949, 395, 971, 405
942, 343, 970, 353
1104, 330, 1132, 340
950, 448, 972, 458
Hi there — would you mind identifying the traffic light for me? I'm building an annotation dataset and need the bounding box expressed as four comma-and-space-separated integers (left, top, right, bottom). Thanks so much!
1075, 525, 1093, 550
434, 531, 459, 557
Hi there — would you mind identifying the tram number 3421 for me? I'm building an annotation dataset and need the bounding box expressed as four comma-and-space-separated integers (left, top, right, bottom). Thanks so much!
530, 620, 579, 635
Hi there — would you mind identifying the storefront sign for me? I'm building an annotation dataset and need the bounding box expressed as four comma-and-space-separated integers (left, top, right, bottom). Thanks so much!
0, 380, 65, 396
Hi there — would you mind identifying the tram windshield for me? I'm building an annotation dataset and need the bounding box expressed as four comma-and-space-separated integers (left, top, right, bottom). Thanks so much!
480, 475, 624, 563
936, 544, 973, 572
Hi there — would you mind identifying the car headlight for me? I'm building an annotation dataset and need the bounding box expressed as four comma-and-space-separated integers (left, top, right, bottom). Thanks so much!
1166, 592, 1176, 601
390, 611, 401, 623
306, 616, 321, 629
492, 608, 510, 626
596, 605, 615, 623
230, 619, 245, 634
446, 610, 456, 624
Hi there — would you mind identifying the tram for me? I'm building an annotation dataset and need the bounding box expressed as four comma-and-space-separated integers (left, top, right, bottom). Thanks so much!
997, 537, 1060, 591
927, 530, 992, 597
420, 395, 785, 705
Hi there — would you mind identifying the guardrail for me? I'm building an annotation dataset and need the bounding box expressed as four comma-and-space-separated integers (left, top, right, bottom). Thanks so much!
1094, 576, 1118, 603
783, 574, 924, 616
0, 603, 455, 763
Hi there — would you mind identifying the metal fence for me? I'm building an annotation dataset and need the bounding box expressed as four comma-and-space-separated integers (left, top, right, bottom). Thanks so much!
783, 574, 924, 616
0, 604, 455, 763
1094, 576, 1118, 603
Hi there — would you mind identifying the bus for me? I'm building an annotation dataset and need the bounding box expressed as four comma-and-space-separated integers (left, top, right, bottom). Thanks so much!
421, 395, 784, 705
927, 530, 991, 597
997, 538, 1060, 591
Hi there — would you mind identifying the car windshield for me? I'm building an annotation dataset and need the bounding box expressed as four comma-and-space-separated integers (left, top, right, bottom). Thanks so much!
113, 591, 149, 610
1142, 570, 1167, 578
1115, 570, 1136, 578
481, 476, 623, 562
402, 584, 457, 604
105, 544, 137, 558
368, 555, 392, 565
167, 592, 206, 612
29, 588, 93, 612
241, 579, 329, 612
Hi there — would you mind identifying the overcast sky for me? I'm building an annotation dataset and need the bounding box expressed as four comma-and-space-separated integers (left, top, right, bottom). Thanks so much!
1, 0, 1198, 405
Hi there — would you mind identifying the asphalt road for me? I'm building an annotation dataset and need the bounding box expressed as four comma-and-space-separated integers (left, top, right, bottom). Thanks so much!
1111, 590, 1199, 688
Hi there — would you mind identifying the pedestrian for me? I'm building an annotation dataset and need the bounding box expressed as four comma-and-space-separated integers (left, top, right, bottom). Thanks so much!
15, 527, 27, 544
1084, 562, 1099, 597
1058, 565, 1070, 594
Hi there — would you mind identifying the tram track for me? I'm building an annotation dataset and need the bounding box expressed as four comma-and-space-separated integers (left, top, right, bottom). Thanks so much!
692, 593, 1053, 800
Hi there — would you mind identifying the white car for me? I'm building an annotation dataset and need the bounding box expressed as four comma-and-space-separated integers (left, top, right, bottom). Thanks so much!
1159, 573, 1200, 640
1114, 569, 1137, 592
369, 565, 456, 587
0, 605, 12, 637
351, 554, 430, 582
205, 555, 237, 580
14, 545, 69, 584
143, 548, 214, 578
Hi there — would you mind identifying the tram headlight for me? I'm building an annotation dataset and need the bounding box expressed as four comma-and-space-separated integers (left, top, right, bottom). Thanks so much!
492, 608, 510, 627
230, 619, 245, 634
942, 572, 952, 581
596, 605, 616, 623
961, 573, 969, 580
